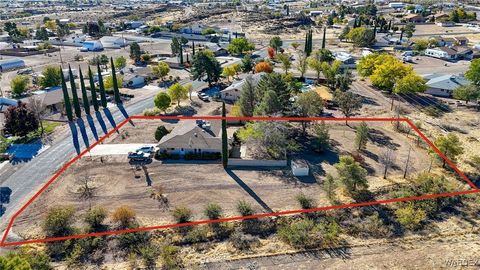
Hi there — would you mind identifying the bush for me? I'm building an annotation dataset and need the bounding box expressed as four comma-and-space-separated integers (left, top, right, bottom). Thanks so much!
237, 200, 254, 216
117, 229, 150, 252
395, 205, 426, 230
204, 203, 222, 220
184, 226, 209, 244
84, 206, 107, 231
154, 126, 170, 141
154, 151, 180, 160
43, 206, 75, 237
143, 107, 161, 116
139, 244, 160, 269
184, 152, 221, 160
161, 245, 182, 269
296, 193, 316, 209
172, 206, 192, 223
111, 206, 136, 229
230, 231, 259, 250
278, 218, 341, 248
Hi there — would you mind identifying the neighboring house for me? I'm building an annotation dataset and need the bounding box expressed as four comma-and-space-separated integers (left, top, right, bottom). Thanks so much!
122, 73, 145, 88
453, 36, 469, 46
425, 47, 457, 60
333, 51, 356, 69
125, 21, 144, 29
0, 58, 25, 72
100, 36, 127, 48
220, 72, 265, 102
0, 97, 18, 131
388, 2, 405, 9
404, 13, 425, 23
202, 42, 228, 56
80, 40, 104, 52
451, 46, 473, 60
437, 21, 456, 27
21, 86, 92, 115
157, 120, 222, 156
423, 74, 469, 97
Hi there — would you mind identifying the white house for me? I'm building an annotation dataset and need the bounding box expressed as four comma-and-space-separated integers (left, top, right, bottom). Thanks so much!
425, 47, 457, 60
157, 120, 223, 156
122, 74, 145, 88
100, 36, 127, 48
333, 51, 356, 69
220, 73, 265, 102
423, 74, 469, 97
389, 2, 405, 9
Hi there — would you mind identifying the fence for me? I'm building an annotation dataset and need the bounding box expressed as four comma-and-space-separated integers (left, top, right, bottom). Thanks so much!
228, 158, 287, 167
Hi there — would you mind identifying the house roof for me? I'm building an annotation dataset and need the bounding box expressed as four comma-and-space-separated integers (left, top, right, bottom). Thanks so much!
452, 46, 472, 55
425, 74, 469, 91
158, 120, 222, 150
21, 86, 91, 107
221, 72, 265, 93
437, 47, 458, 55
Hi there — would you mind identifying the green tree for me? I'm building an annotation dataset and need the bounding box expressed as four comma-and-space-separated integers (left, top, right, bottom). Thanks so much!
39, 66, 61, 88
0, 255, 32, 270
4, 102, 39, 137
334, 91, 362, 124
78, 68, 90, 115
453, 84, 480, 103
464, 59, 480, 86
10, 75, 29, 96
295, 91, 324, 133
227, 37, 255, 55
238, 76, 257, 117
296, 52, 308, 79
321, 60, 341, 89
431, 133, 464, 168
237, 200, 254, 216
154, 92, 171, 113
395, 205, 426, 230
172, 206, 192, 223
321, 27, 326, 49
191, 50, 222, 86
152, 61, 170, 81
370, 58, 412, 92
334, 155, 368, 194
346, 27, 375, 47
254, 90, 281, 115
103, 75, 123, 91
129, 42, 142, 61
269, 36, 283, 53
222, 102, 228, 168
275, 53, 291, 74
114, 56, 127, 69
88, 67, 99, 112
204, 203, 223, 219
222, 65, 236, 82
154, 125, 170, 141
43, 206, 75, 237
84, 206, 107, 231
357, 53, 394, 78
393, 73, 426, 94
110, 57, 122, 104
255, 72, 290, 109
336, 69, 353, 91
403, 23, 415, 38
241, 53, 254, 73
97, 63, 108, 108
308, 56, 323, 83
68, 66, 82, 118
313, 121, 330, 152
355, 121, 369, 150
170, 37, 181, 56
167, 83, 188, 106
60, 69, 73, 121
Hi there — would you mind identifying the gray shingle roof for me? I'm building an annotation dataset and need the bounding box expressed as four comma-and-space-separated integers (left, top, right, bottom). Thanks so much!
158, 120, 222, 150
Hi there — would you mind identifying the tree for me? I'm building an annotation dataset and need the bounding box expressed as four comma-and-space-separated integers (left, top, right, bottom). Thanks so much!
255, 61, 273, 73
336, 69, 353, 91
313, 121, 330, 152
254, 90, 281, 115
88, 67, 99, 112
204, 203, 222, 219
191, 50, 222, 86
315, 48, 334, 63
334, 91, 362, 124
321, 60, 341, 89
379, 147, 396, 179
291, 42, 300, 50
432, 133, 464, 168
152, 61, 170, 81
453, 84, 480, 103
334, 155, 368, 194
68, 66, 82, 118
110, 57, 122, 104
114, 56, 127, 69
35, 27, 49, 41
403, 23, 415, 38
39, 66, 61, 88
60, 69, 73, 121
222, 65, 236, 82
393, 73, 426, 94
238, 76, 257, 117
395, 205, 426, 230
103, 75, 123, 91
296, 193, 316, 209
241, 53, 254, 73
237, 200, 254, 216
227, 37, 255, 55
10, 75, 29, 96
465, 59, 480, 87
43, 206, 75, 236
321, 27, 327, 49
370, 58, 412, 92
185, 83, 193, 101
155, 126, 170, 141
4, 101, 39, 137
170, 37, 181, 56
154, 92, 171, 113
267, 47, 275, 59
339, 25, 350, 41
84, 206, 107, 231
129, 42, 142, 61
97, 63, 108, 109
26, 96, 46, 136
255, 72, 290, 108
295, 91, 324, 133
111, 206, 136, 228
308, 56, 323, 83
276, 53, 292, 74
78, 68, 90, 115
296, 52, 308, 79
269, 36, 283, 53
44, 20, 57, 31
222, 102, 228, 168
167, 83, 188, 106
355, 121, 369, 150
357, 53, 394, 78
346, 27, 375, 47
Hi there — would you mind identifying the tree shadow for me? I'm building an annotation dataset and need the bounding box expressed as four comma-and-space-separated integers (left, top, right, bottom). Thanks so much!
68, 122, 81, 155
103, 108, 117, 131
369, 129, 400, 150
76, 118, 90, 148
86, 114, 99, 141
0, 187, 12, 204
117, 104, 134, 126
95, 111, 108, 136
225, 169, 273, 213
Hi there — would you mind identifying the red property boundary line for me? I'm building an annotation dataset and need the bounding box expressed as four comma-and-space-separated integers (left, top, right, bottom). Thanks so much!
1, 116, 478, 247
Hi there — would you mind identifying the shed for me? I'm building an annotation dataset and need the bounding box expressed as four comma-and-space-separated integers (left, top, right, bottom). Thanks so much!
0, 58, 25, 72
291, 159, 309, 176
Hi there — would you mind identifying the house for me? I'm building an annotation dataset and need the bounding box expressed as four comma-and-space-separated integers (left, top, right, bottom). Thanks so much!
100, 36, 127, 48
122, 74, 145, 88
202, 42, 228, 56
80, 40, 104, 52
0, 58, 25, 72
333, 51, 356, 69
425, 47, 457, 60
404, 13, 425, 23
451, 46, 473, 60
423, 74, 469, 97
125, 21, 145, 29
437, 21, 456, 27
21, 86, 91, 115
389, 2, 405, 9
453, 36, 469, 46
220, 73, 265, 102
157, 120, 222, 156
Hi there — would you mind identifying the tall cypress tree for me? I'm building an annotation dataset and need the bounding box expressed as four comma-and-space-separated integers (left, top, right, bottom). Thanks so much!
309, 30, 313, 54
110, 57, 122, 104
321, 27, 326, 49
192, 40, 195, 56
60, 67, 73, 121
97, 63, 107, 108
179, 46, 184, 64
388, 20, 392, 31
221, 102, 228, 168
304, 31, 308, 53
78, 67, 90, 115
88, 66, 99, 112
69, 65, 81, 118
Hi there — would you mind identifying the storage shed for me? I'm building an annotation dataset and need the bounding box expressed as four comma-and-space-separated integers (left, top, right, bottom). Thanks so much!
291, 159, 309, 176
0, 58, 25, 72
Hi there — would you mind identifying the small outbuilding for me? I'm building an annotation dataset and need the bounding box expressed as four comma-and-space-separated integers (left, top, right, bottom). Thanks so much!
0, 58, 25, 72
80, 40, 104, 52
291, 159, 309, 177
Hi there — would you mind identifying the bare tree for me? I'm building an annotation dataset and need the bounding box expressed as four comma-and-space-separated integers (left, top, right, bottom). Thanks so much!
379, 148, 396, 179
77, 174, 96, 209
26, 96, 46, 136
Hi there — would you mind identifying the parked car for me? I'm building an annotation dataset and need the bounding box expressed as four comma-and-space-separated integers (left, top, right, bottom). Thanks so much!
17, 68, 33, 75
198, 92, 209, 101
136, 146, 155, 154
127, 151, 150, 161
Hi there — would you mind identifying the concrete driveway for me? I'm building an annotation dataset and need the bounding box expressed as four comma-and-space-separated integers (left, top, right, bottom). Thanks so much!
86, 144, 157, 156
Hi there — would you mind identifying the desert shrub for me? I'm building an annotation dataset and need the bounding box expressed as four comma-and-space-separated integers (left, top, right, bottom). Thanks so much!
204, 203, 223, 220
111, 206, 136, 229
84, 206, 107, 232
161, 245, 182, 269
66, 236, 106, 266
471, 155, 480, 172
395, 205, 426, 230
154, 126, 170, 141
143, 107, 161, 116
43, 206, 76, 237
184, 226, 209, 244
117, 225, 150, 252
237, 200, 255, 216
172, 206, 192, 223
139, 244, 160, 269
278, 218, 341, 249
230, 231, 260, 250
295, 193, 316, 209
